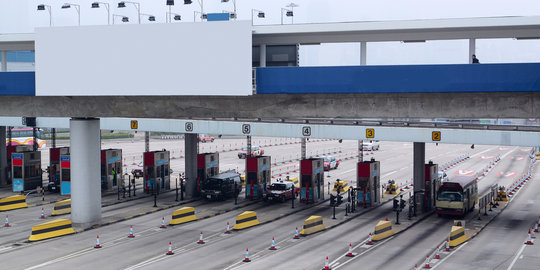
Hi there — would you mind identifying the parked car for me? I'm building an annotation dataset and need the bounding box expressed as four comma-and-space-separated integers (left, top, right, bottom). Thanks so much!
200, 171, 242, 200
362, 140, 380, 151
322, 155, 340, 171
131, 162, 143, 179
198, 134, 215, 143
237, 146, 264, 159
263, 181, 298, 202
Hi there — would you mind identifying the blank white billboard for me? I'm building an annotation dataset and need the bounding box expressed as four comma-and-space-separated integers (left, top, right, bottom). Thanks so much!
35, 21, 252, 96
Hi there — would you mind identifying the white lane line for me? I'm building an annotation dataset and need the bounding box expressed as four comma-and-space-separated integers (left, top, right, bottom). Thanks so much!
0, 246, 13, 252
334, 237, 394, 269
431, 242, 468, 270
507, 244, 527, 270
381, 170, 397, 178
470, 149, 494, 158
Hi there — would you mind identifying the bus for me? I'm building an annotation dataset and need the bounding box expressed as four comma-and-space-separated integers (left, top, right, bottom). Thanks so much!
435, 176, 478, 216
5, 128, 47, 148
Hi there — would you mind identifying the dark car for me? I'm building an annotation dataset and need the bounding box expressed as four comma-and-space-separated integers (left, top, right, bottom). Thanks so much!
201, 171, 242, 200
263, 181, 298, 202
131, 162, 143, 179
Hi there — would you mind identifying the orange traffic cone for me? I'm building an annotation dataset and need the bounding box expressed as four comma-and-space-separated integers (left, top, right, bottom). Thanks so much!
269, 237, 277, 250
294, 227, 300, 239
367, 232, 373, 245
346, 243, 355, 257
525, 229, 534, 245
197, 231, 205, 244
94, 235, 102, 248
40, 208, 45, 219
4, 215, 9, 227
322, 256, 331, 270
160, 217, 166, 229
128, 225, 135, 238
166, 241, 174, 255
243, 248, 251, 262
225, 222, 231, 234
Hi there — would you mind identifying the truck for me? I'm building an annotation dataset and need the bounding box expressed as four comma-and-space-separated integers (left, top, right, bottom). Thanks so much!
200, 171, 242, 200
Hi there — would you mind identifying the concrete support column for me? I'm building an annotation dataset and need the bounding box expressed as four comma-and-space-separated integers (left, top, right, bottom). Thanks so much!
144, 131, 150, 152
1, 51, 7, 72
301, 138, 306, 159
259, 44, 266, 67
184, 133, 198, 199
70, 118, 101, 224
360, 41, 367, 66
468, 38, 476, 64
0, 126, 7, 187
358, 140, 363, 162
413, 142, 425, 214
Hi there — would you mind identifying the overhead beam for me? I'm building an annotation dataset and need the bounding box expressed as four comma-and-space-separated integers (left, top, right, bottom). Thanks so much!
0, 117, 539, 147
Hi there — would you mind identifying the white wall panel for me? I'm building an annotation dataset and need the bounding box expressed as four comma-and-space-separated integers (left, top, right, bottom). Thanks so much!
35, 21, 252, 96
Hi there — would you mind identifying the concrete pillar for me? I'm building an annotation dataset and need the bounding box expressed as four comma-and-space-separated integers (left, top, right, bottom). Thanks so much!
358, 140, 363, 162
413, 142, 425, 214
184, 133, 198, 199
360, 41, 367, 66
301, 138, 306, 159
70, 118, 101, 224
0, 126, 6, 187
468, 38, 476, 64
259, 44, 266, 67
144, 131, 150, 152
1, 51, 7, 72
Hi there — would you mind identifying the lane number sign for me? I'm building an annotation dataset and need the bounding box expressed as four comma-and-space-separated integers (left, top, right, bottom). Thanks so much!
432, 131, 441, 141
302, 126, 311, 136
185, 122, 193, 132
130, 120, 138, 129
366, 128, 375, 138
242, 124, 251, 134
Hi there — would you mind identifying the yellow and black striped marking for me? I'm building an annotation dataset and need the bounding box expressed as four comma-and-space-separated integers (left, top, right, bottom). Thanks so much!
169, 207, 197, 225
29, 219, 76, 242
300, 215, 325, 235
233, 211, 260, 230
372, 220, 394, 241
0, 195, 28, 211
449, 225, 468, 247
51, 199, 71, 216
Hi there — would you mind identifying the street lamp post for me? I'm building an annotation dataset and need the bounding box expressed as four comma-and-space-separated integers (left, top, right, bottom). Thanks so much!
185, 0, 204, 21
286, 2, 299, 24
61, 3, 81, 26
91, 2, 111, 25
113, 14, 129, 24
280, 8, 292, 25
221, 0, 236, 20
166, 12, 182, 22
251, 9, 265, 25
166, 0, 174, 23
118, 1, 141, 24
193, 11, 206, 22
37, 4, 52, 27
140, 13, 156, 22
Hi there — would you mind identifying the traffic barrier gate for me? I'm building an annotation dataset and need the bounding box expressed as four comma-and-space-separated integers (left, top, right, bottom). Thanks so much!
0, 195, 28, 211
29, 219, 75, 242
169, 207, 197, 225
449, 225, 468, 247
372, 220, 394, 241
233, 211, 260, 230
51, 199, 71, 216
300, 216, 325, 235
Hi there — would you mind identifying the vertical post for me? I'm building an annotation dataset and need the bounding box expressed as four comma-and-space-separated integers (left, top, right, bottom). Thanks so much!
291, 185, 295, 209
332, 204, 336, 219
1, 51, 7, 72
145, 131, 150, 152
175, 178, 179, 202
32, 127, 38, 152
360, 41, 367, 66
301, 138, 306, 160
128, 175, 131, 197
132, 178, 136, 197
468, 38, 476, 64
413, 142, 425, 214
51, 128, 56, 148
180, 177, 184, 201
234, 182, 238, 205
185, 133, 198, 199
0, 126, 6, 187
259, 44, 267, 67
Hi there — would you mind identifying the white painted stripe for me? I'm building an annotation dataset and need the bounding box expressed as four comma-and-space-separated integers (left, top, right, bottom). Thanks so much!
431, 242, 468, 270
507, 244, 527, 270
334, 237, 394, 269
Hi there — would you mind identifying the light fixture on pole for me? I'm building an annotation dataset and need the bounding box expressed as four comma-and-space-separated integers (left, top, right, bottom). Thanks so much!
193, 11, 207, 22
118, 1, 141, 24
61, 3, 81, 26
251, 9, 264, 25
221, 0, 236, 20
280, 8, 293, 25
141, 13, 156, 22
37, 4, 52, 26
167, 12, 182, 22
113, 14, 129, 24
185, 0, 204, 20
92, 2, 111, 25
222, 10, 236, 19
166, 0, 174, 23
285, 2, 298, 24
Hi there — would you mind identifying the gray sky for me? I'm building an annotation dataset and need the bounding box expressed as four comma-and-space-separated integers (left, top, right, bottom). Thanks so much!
2, 0, 540, 65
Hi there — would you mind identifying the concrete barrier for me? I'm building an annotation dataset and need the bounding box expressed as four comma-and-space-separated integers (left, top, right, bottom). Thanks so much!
372, 220, 394, 241
300, 215, 325, 235
0, 195, 28, 211
169, 207, 197, 225
449, 225, 468, 247
233, 211, 260, 230
51, 199, 71, 216
384, 181, 398, 195
28, 219, 76, 242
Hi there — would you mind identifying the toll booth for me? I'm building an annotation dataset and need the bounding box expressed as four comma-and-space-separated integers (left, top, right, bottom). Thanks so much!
11, 150, 42, 192
143, 150, 171, 193
101, 149, 123, 192
49, 147, 69, 190
245, 156, 271, 200
197, 152, 219, 196
60, 153, 71, 195
357, 159, 381, 207
300, 158, 324, 203
424, 161, 440, 211
6, 145, 32, 185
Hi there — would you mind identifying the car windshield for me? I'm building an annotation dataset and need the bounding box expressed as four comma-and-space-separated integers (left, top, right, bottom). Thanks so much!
438, 191, 463, 201
269, 183, 288, 190
202, 178, 222, 190
323, 157, 331, 162
241, 146, 259, 151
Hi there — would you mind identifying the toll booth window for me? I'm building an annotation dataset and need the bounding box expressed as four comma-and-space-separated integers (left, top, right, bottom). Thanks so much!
165, 166, 169, 176
13, 167, 23, 178
146, 168, 154, 178
301, 175, 311, 187
62, 169, 71, 181
247, 172, 257, 183
101, 165, 106, 177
